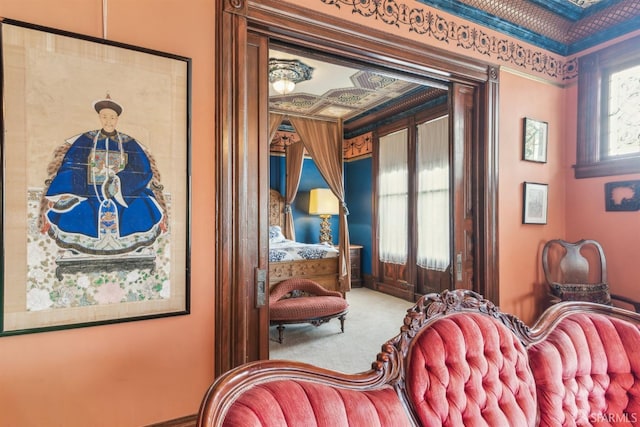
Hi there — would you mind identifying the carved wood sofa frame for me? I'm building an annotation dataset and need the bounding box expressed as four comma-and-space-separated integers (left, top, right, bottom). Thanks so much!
198, 289, 640, 426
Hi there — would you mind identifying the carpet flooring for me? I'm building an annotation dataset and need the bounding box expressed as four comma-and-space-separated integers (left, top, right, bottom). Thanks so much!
269, 287, 415, 373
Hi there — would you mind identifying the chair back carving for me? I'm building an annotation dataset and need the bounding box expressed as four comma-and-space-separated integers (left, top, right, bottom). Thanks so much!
542, 239, 610, 304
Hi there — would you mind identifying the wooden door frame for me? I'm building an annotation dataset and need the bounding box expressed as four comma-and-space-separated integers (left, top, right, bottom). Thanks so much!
215, 0, 500, 376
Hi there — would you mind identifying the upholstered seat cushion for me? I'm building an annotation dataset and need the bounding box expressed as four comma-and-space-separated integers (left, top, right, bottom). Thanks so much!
270, 295, 348, 321
528, 313, 640, 426
405, 312, 537, 427
199, 290, 640, 427
223, 380, 412, 427
549, 282, 611, 305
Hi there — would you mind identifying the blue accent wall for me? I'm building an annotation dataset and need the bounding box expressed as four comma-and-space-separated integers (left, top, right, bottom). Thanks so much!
270, 154, 374, 276
345, 157, 373, 275
269, 156, 340, 245
296, 158, 340, 244
270, 155, 286, 194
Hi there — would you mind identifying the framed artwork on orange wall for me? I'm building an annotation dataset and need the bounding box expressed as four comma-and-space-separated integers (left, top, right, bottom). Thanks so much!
522, 117, 548, 163
0, 19, 191, 335
522, 182, 548, 225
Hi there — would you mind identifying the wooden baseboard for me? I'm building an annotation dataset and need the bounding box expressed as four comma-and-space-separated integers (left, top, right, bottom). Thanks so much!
145, 414, 197, 427
373, 280, 414, 301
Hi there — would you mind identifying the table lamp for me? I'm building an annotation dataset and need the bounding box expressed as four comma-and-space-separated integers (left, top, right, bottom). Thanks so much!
308, 188, 339, 244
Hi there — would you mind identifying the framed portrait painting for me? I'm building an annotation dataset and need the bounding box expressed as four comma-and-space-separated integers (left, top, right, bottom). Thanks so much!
522, 182, 548, 225
0, 19, 191, 335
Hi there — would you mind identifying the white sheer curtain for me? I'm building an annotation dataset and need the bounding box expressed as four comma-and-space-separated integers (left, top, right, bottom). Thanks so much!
416, 115, 450, 271
378, 128, 408, 264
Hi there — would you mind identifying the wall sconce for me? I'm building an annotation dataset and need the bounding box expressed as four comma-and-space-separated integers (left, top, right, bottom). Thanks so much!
308, 188, 339, 244
269, 58, 314, 95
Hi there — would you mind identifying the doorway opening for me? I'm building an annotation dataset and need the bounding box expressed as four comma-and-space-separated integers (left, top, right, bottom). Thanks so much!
215, 0, 499, 376
266, 43, 453, 368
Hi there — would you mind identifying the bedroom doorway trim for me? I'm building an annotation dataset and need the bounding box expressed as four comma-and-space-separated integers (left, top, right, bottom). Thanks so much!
215, 0, 499, 376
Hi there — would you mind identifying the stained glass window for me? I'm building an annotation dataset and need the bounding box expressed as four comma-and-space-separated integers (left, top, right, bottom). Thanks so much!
607, 64, 640, 157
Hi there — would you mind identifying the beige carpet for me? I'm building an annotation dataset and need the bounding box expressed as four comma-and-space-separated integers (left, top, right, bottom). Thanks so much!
269, 287, 415, 374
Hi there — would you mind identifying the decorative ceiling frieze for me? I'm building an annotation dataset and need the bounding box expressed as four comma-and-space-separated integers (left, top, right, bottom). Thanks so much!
270, 129, 373, 161
270, 131, 302, 153
417, 0, 640, 55
320, 0, 580, 81
317, 0, 639, 81
268, 0, 638, 128
343, 133, 373, 160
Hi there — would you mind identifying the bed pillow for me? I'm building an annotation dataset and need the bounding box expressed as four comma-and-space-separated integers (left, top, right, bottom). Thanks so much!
269, 226, 287, 244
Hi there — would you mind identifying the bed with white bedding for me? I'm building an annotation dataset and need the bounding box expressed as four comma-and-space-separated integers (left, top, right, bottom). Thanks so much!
269, 227, 339, 262
268, 189, 340, 292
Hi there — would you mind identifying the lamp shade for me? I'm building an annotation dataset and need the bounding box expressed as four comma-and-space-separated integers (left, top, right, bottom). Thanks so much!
309, 188, 339, 215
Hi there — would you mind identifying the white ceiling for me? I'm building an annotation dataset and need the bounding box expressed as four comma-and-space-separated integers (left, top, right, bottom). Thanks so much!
268, 50, 359, 98
268, 48, 430, 121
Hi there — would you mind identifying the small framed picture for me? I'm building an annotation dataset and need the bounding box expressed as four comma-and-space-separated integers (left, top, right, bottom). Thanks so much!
522, 117, 548, 163
605, 180, 640, 211
523, 182, 548, 224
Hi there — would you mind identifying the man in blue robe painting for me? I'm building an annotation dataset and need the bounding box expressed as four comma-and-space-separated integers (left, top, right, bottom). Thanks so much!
40, 94, 167, 256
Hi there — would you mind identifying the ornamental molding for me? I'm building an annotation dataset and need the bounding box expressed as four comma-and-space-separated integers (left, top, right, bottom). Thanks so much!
319, 0, 579, 82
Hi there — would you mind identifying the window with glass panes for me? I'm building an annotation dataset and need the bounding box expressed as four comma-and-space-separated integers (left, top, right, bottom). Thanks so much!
575, 35, 640, 178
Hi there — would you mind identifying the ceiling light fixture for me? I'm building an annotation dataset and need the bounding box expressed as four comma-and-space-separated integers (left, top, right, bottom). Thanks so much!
269, 58, 314, 95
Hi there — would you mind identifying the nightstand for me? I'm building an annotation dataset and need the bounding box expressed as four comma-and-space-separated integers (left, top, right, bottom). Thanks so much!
349, 244, 363, 287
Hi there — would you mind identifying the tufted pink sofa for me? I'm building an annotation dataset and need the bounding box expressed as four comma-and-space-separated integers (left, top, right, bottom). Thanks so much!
197, 290, 640, 426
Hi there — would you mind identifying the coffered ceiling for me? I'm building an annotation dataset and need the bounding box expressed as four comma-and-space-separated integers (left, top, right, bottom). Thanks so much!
268, 48, 445, 126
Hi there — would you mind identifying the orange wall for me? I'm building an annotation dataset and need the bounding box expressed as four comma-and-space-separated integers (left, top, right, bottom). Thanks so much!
285, 2, 573, 326
0, 1, 216, 426
294, 0, 640, 323
0, 0, 637, 425
563, 84, 640, 304
497, 70, 568, 323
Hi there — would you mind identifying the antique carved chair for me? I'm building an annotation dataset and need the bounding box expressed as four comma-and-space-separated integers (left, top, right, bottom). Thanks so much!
269, 278, 348, 343
542, 238, 640, 311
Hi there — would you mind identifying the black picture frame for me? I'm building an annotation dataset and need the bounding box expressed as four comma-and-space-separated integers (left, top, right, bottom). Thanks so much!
523, 182, 548, 224
0, 19, 191, 335
522, 117, 548, 163
605, 180, 640, 212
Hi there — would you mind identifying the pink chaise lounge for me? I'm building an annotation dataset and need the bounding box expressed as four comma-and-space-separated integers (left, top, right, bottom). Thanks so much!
198, 289, 640, 426
269, 278, 348, 344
